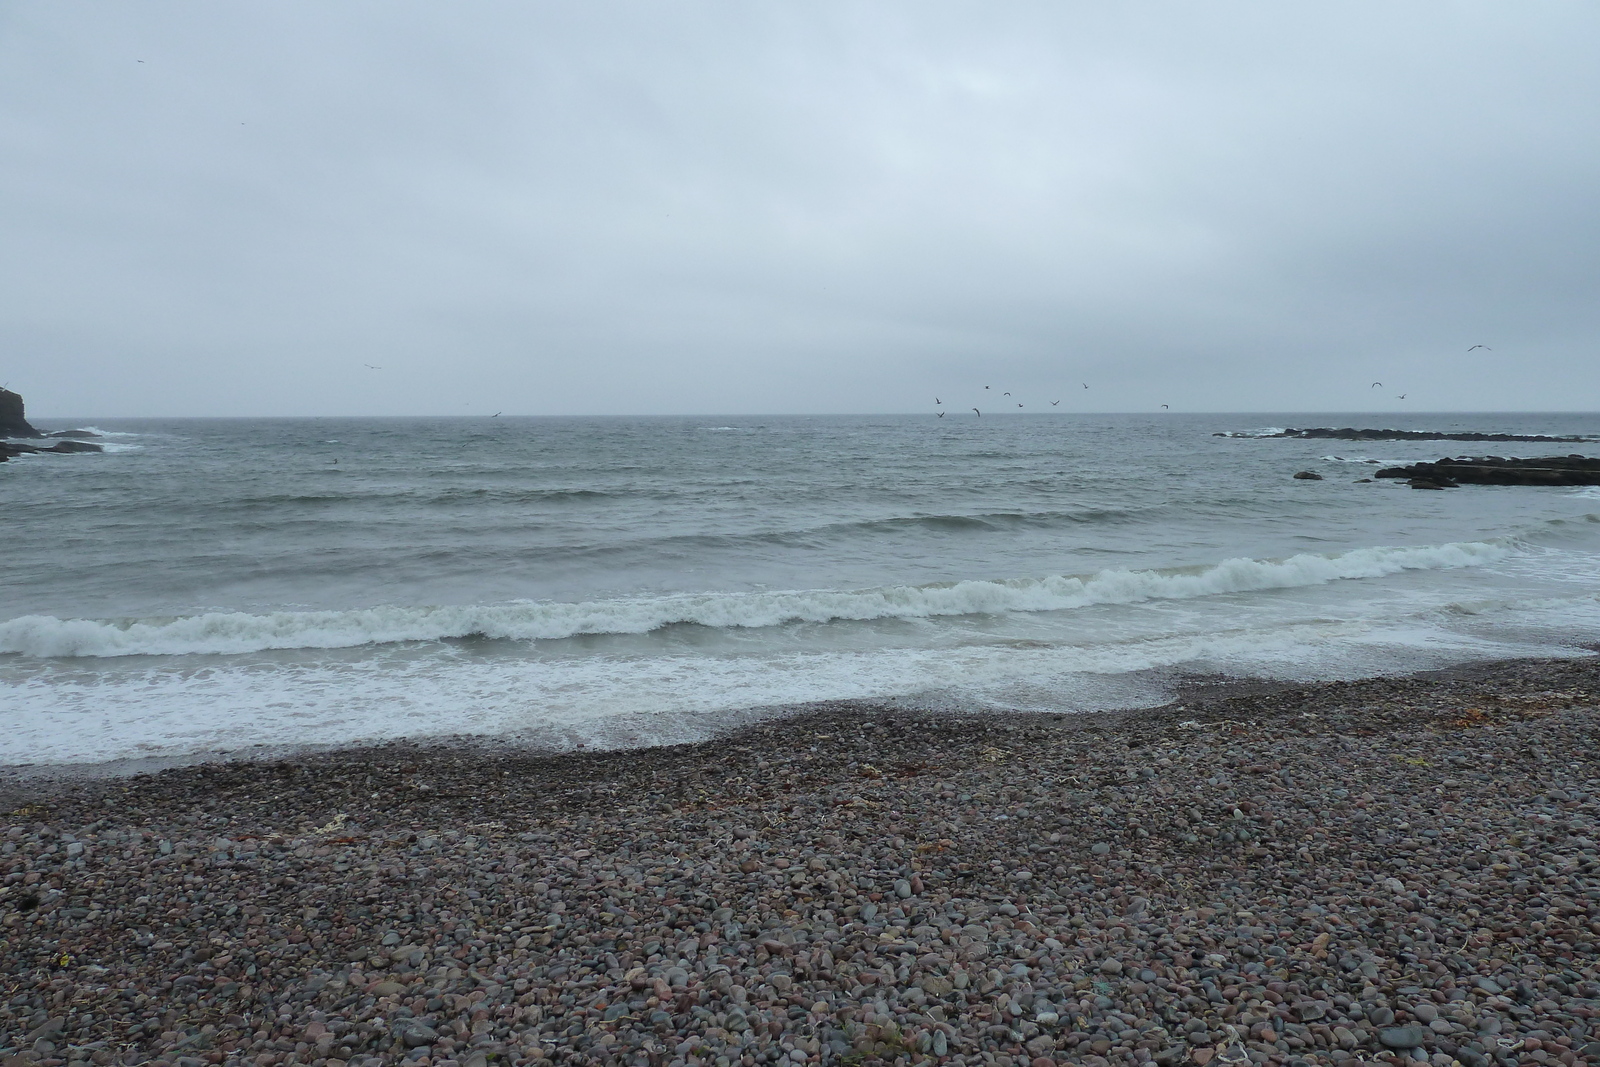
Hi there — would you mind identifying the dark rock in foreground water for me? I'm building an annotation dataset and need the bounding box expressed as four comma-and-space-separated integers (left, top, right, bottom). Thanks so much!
6, 657, 1600, 1067
1217, 427, 1594, 442
1377, 455, 1600, 486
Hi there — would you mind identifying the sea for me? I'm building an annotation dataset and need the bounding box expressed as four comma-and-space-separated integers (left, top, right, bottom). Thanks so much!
4, 413, 1599, 768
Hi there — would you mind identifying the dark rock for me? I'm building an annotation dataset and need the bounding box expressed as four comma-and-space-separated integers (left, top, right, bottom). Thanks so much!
1377, 456, 1600, 487
0, 440, 44, 459
1407, 478, 1453, 490
1293, 471, 1323, 480
1379, 1026, 1429, 1049
1217, 427, 1592, 443
44, 440, 103, 453
0, 387, 41, 437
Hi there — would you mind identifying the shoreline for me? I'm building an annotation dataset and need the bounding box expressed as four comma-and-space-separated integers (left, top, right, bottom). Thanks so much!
4, 655, 1600, 1067
5, 651, 1596, 789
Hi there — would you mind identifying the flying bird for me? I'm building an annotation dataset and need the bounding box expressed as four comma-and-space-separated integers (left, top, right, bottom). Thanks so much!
936, 411, 945, 418
1396, 394, 1407, 399
1371, 382, 1382, 388
1161, 404, 1169, 409
1082, 383, 1089, 389
490, 412, 501, 417
972, 408, 981, 416
1017, 403, 1024, 408
1050, 400, 1060, 406
1003, 392, 1011, 396
1468, 345, 1491, 352
935, 397, 942, 404
364, 364, 382, 370
984, 386, 990, 390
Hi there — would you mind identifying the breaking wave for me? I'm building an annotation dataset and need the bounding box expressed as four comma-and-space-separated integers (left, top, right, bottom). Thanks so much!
0, 540, 1509, 659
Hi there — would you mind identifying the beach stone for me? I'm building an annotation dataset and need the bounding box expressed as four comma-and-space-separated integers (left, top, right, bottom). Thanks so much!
396, 1022, 438, 1048
1091, 842, 1111, 855
1412, 1004, 1438, 1023
1099, 958, 1123, 975
1380, 1027, 1429, 1050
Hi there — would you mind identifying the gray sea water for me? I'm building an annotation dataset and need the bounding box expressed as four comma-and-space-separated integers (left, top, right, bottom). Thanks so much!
4, 413, 1600, 765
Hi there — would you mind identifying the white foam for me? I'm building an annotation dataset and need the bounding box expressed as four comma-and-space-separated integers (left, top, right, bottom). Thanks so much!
0, 540, 1510, 659
6, 599, 1593, 765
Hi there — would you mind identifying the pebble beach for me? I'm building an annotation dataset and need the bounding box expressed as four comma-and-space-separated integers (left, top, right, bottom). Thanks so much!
5, 657, 1600, 1067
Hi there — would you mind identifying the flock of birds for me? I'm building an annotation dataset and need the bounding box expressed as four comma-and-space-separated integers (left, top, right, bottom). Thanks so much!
356, 344, 1494, 419
934, 382, 1163, 417
933, 346, 1492, 416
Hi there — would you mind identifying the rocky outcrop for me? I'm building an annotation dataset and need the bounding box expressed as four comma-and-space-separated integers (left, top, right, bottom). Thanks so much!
1375, 455, 1600, 486
0, 439, 104, 461
1218, 427, 1593, 443
44, 429, 100, 439
0, 387, 40, 437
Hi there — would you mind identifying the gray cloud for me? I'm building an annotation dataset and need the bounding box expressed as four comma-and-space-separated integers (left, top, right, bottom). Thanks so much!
3, 1, 1597, 416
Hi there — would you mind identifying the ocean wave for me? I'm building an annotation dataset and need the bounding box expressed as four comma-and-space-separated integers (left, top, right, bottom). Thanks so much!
0, 540, 1510, 659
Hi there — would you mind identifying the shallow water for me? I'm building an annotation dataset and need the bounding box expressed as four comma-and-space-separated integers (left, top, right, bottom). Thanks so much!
4, 412, 1599, 763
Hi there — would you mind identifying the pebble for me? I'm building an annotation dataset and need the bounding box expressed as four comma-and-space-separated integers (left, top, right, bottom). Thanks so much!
3, 657, 1600, 1067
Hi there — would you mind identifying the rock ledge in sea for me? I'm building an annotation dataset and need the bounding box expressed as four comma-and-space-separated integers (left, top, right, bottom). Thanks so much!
1216, 427, 1593, 443
1375, 454, 1600, 486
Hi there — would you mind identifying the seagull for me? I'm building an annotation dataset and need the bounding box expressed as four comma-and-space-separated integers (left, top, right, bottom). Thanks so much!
1161, 404, 1169, 409
935, 397, 942, 404
936, 411, 945, 418
364, 364, 382, 370
1003, 392, 1011, 396
1371, 382, 1382, 388
1396, 394, 1407, 399
1050, 400, 1060, 406
972, 408, 981, 416
1468, 345, 1491, 352
1082, 383, 1089, 389
490, 411, 501, 417
1017, 403, 1023, 408
984, 386, 990, 390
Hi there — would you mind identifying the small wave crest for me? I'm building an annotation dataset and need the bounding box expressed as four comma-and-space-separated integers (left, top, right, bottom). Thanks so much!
1214, 428, 1287, 438
0, 540, 1510, 659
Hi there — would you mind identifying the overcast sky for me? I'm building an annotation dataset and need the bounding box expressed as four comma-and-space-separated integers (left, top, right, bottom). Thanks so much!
3, 2, 1598, 417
